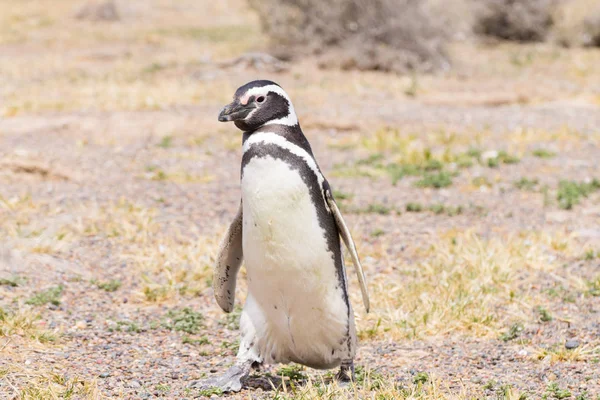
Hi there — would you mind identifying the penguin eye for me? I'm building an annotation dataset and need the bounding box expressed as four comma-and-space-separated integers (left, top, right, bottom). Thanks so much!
256, 96, 265, 103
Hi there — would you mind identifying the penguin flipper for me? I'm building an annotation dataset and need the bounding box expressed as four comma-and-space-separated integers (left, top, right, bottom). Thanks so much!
214, 202, 244, 313
325, 189, 370, 313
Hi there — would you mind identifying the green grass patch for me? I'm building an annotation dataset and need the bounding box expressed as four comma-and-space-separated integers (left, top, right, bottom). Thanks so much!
587, 277, 600, 297
157, 136, 173, 149
108, 320, 141, 333
277, 364, 307, 382
415, 171, 453, 189
182, 335, 210, 345
535, 306, 553, 322
92, 279, 121, 292
472, 176, 492, 188
332, 189, 353, 201
26, 285, 63, 307
163, 308, 204, 334
406, 202, 423, 212
499, 322, 524, 342
543, 382, 571, 399
370, 229, 385, 237
356, 203, 394, 215
514, 177, 539, 191
486, 151, 520, 168
0, 276, 21, 287
532, 149, 556, 159
557, 179, 600, 210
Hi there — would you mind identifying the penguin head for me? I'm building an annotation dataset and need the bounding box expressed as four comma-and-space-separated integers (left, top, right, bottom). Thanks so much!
218, 80, 298, 131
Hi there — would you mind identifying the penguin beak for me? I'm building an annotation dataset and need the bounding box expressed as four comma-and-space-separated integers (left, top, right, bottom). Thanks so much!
218, 101, 255, 122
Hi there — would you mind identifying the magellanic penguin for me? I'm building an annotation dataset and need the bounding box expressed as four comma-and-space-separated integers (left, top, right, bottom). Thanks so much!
194, 80, 370, 392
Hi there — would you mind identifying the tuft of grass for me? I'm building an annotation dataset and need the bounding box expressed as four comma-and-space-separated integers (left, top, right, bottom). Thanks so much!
332, 190, 353, 201
108, 320, 141, 333
92, 279, 121, 292
583, 249, 597, 261
535, 306, 553, 322
415, 171, 453, 188
182, 335, 210, 346
532, 149, 556, 159
587, 277, 600, 297
413, 372, 429, 384
26, 285, 64, 307
486, 151, 520, 168
163, 308, 204, 334
14, 372, 100, 399
544, 382, 571, 399
277, 364, 307, 382
371, 229, 385, 237
361, 231, 555, 340
0, 307, 57, 342
535, 343, 599, 363
197, 388, 223, 396
354, 366, 385, 390
472, 176, 492, 188
500, 322, 524, 342
406, 202, 424, 212
357, 203, 393, 215
514, 178, 539, 191
0, 276, 22, 287
157, 135, 173, 148
557, 179, 600, 209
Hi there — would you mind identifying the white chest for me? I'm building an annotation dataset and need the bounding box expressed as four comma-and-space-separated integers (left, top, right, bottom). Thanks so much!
240, 155, 350, 366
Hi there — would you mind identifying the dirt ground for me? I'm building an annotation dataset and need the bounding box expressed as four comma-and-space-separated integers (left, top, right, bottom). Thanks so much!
1, 1, 600, 399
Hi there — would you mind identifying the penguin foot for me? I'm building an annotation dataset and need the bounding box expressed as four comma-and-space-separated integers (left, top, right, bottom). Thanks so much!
335, 360, 355, 382
190, 361, 254, 393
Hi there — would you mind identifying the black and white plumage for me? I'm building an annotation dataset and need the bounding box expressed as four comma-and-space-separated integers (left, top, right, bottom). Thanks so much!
195, 80, 369, 392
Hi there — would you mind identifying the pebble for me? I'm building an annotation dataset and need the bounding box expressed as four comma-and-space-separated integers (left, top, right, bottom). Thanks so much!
129, 380, 141, 388
76, 320, 87, 330
565, 339, 580, 349
99, 372, 111, 378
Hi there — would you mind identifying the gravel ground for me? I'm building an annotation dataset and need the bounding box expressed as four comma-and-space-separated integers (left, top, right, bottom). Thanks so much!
1, 1, 599, 398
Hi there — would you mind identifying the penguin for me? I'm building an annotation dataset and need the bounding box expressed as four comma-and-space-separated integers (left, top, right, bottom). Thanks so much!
194, 80, 369, 392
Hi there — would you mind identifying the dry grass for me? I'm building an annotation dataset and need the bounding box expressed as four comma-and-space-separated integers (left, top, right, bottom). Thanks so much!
355, 230, 571, 340
271, 369, 526, 399
2, 367, 101, 400
534, 342, 600, 363
0, 0, 262, 116
0, 307, 57, 343
2, 0, 600, 397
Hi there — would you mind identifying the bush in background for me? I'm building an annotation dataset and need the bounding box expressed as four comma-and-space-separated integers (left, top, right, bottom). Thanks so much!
473, 0, 556, 42
249, 0, 452, 73
553, 0, 600, 47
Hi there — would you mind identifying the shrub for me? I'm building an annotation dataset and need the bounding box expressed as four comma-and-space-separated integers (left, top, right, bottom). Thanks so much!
553, 0, 600, 47
473, 0, 556, 42
249, 0, 451, 73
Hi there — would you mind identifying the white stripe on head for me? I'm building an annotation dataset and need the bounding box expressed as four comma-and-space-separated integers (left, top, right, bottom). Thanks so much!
240, 85, 298, 127
243, 132, 328, 206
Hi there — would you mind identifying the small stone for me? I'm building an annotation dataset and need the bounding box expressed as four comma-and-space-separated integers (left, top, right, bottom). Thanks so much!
99, 372, 110, 378
76, 320, 87, 330
129, 380, 141, 388
565, 339, 580, 349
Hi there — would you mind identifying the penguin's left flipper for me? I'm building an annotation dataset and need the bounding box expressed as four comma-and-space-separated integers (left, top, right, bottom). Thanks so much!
213, 202, 244, 313
325, 188, 370, 313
